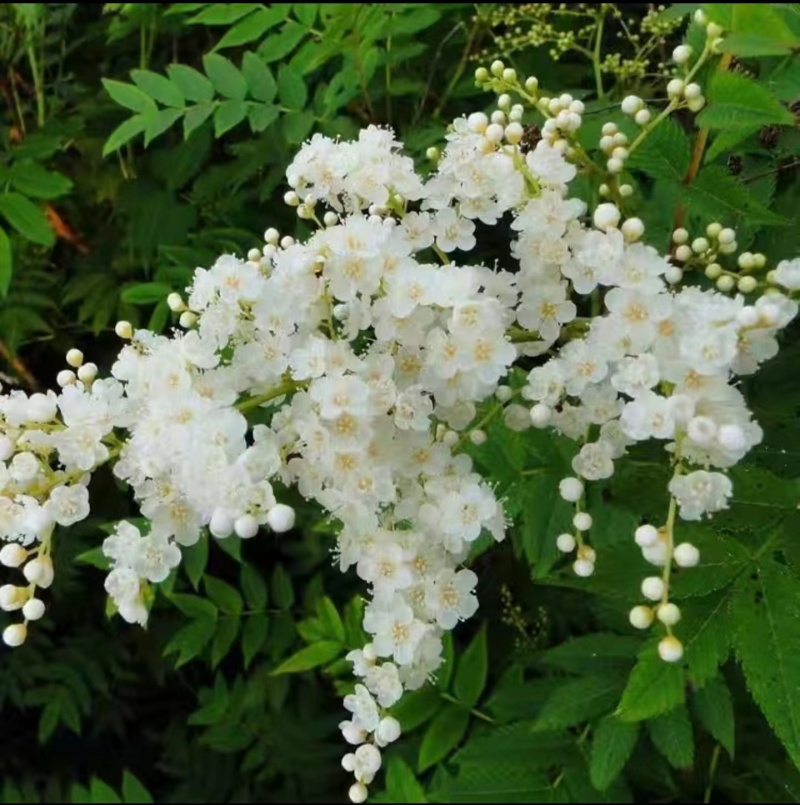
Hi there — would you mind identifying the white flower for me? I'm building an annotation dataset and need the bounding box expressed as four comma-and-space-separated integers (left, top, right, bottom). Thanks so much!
45, 484, 90, 526
424, 568, 478, 629
668, 470, 733, 520
774, 258, 800, 290
365, 662, 403, 707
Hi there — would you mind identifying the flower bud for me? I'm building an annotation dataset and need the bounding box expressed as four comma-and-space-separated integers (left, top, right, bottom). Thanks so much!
2, 623, 27, 647
234, 514, 259, 539
22, 598, 46, 621
573, 558, 595, 577
593, 203, 621, 232
672, 45, 693, 64
115, 320, 133, 339
209, 508, 234, 539
0, 543, 27, 568
349, 783, 368, 804
559, 477, 584, 502
556, 533, 576, 553
658, 635, 684, 663
629, 605, 654, 629
573, 512, 592, 531
657, 602, 681, 626
673, 542, 700, 568
641, 576, 665, 601
66, 348, 84, 368
267, 504, 296, 533
376, 716, 401, 745
24, 556, 54, 589
634, 524, 659, 548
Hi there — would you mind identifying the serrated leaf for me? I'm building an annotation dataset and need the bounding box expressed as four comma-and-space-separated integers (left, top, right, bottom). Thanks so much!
277, 64, 307, 109
121, 772, 153, 805
271, 640, 342, 675
215, 6, 285, 49
241, 564, 267, 609
242, 614, 269, 668
131, 69, 185, 107
0, 227, 12, 297
241, 52, 277, 102
103, 115, 146, 156
627, 116, 690, 182
0, 192, 53, 246
698, 71, 795, 131
714, 5, 799, 55
204, 575, 243, 616
732, 558, 800, 767
647, 706, 694, 769
590, 717, 640, 791
536, 674, 625, 731
692, 675, 734, 757
616, 645, 685, 722
453, 626, 487, 708
214, 99, 247, 137
202, 53, 248, 99
418, 704, 470, 772
166, 64, 214, 103
102, 79, 154, 113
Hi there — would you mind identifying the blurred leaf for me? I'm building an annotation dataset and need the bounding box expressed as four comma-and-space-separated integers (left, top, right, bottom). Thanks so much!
453, 626, 488, 708
271, 641, 342, 675
418, 704, 470, 773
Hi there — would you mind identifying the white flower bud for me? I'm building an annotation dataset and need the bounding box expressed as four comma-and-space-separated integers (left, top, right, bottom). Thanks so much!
442, 430, 459, 447
66, 348, 84, 368
234, 514, 259, 539
24, 556, 54, 589
498, 93, 512, 110
694, 9, 708, 25
77, 363, 97, 383
619, 183, 633, 197
629, 605, 654, 629
573, 512, 592, 531
657, 602, 681, 626
675, 245, 692, 262
716, 275, 735, 293
179, 311, 197, 328
664, 266, 683, 285
264, 227, 280, 245
707, 22, 723, 38
673, 542, 700, 568
621, 217, 644, 242
0, 435, 13, 461
209, 508, 234, 539
556, 533, 576, 553
717, 227, 736, 245
505, 122, 524, 144
687, 95, 706, 112
667, 78, 685, 97
469, 429, 487, 446
594, 203, 621, 231
525, 76, 539, 92
706, 222, 722, 238
490, 59, 505, 76
0, 584, 25, 611
495, 385, 513, 402
22, 598, 46, 621
342, 754, 357, 772
529, 403, 551, 428
601, 122, 618, 136
559, 477, 584, 502
621, 95, 643, 115
635, 524, 659, 548
606, 157, 624, 174
2, 623, 27, 647
0, 544, 27, 568
673, 45, 693, 64
349, 783, 368, 804
705, 263, 722, 280
658, 635, 684, 663
643, 541, 669, 567
641, 576, 665, 601
57, 369, 76, 387
284, 191, 300, 207
484, 123, 505, 143
467, 112, 488, 133
323, 212, 339, 227
280, 235, 295, 249
635, 108, 651, 126
475, 66, 489, 82
267, 504, 296, 533
115, 320, 133, 339
573, 559, 595, 577
672, 228, 689, 245
691, 237, 709, 253
376, 716, 401, 745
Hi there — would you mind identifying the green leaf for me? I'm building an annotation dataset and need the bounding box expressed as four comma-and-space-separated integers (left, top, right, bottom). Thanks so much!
75, 547, 110, 571
120, 282, 170, 305
183, 103, 215, 139
102, 79, 155, 113
277, 65, 307, 109
316, 595, 345, 643
536, 674, 625, 731
716, 5, 799, 56
616, 645, 685, 722
242, 613, 269, 668
121, 772, 153, 805
257, 20, 307, 63
271, 640, 342, 675
102, 115, 147, 156
164, 617, 216, 667
9, 163, 72, 199
647, 706, 694, 769
418, 704, 470, 773
271, 564, 294, 609
143, 108, 183, 146
0, 227, 12, 297
282, 110, 315, 144
131, 69, 185, 107
89, 779, 121, 805
204, 576, 243, 615
0, 192, 53, 246
697, 71, 795, 131
183, 537, 209, 590
542, 634, 639, 674
453, 627, 488, 708
293, 3, 318, 27
166, 64, 215, 103
241, 564, 267, 609
202, 53, 248, 99
214, 99, 247, 137
731, 558, 800, 767
169, 594, 218, 620
590, 717, 640, 791
248, 103, 280, 133
211, 617, 240, 668
392, 686, 443, 733
627, 116, 690, 182
381, 756, 426, 804
692, 675, 735, 758
188, 4, 261, 25
215, 6, 285, 49
241, 52, 277, 102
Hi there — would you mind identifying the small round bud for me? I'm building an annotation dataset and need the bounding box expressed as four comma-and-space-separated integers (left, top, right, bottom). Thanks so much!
342, 754, 357, 772
601, 122, 618, 136
635, 524, 659, 548
673, 542, 700, 568
505, 122, 524, 144
0, 584, 24, 611
657, 602, 681, 626
2, 623, 27, 647
752, 253, 766, 269
323, 211, 339, 227
349, 783, 368, 804
167, 292, 186, 312
66, 348, 83, 368
179, 311, 197, 328
247, 248, 262, 262
24, 556, 54, 589
267, 504, 296, 533
556, 533, 576, 553
687, 95, 706, 112
694, 9, 708, 25
641, 576, 665, 601
706, 222, 722, 238
738, 252, 755, 270
716, 275, 735, 293
77, 363, 97, 383
296, 204, 314, 220
469, 429, 487, 446
675, 245, 692, 262
573, 512, 592, 532
598, 182, 610, 197
658, 635, 684, 663
22, 598, 45, 621
667, 78, 685, 97
673, 44, 693, 65
501, 66, 517, 81
619, 183, 633, 197
376, 716, 401, 744
718, 227, 736, 245
629, 605, 654, 629
738, 276, 757, 294
705, 262, 722, 280
559, 477, 584, 502
612, 132, 629, 146
57, 369, 76, 388
634, 108, 651, 126
525, 76, 539, 92
621, 95, 643, 115
573, 559, 595, 577
672, 227, 689, 245
490, 110, 506, 125
621, 218, 644, 242
234, 514, 259, 539
606, 157, 624, 174
691, 237, 709, 253
484, 123, 505, 143
475, 66, 489, 82
718, 240, 737, 255
0, 436, 13, 462
264, 227, 280, 245
706, 22, 723, 38
495, 385, 513, 402
490, 59, 505, 76
665, 266, 683, 285
0, 544, 27, 568
426, 146, 440, 161
529, 403, 551, 428
467, 112, 487, 133
209, 509, 234, 539
283, 191, 299, 207
442, 430, 459, 447
611, 146, 629, 161
594, 203, 621, 231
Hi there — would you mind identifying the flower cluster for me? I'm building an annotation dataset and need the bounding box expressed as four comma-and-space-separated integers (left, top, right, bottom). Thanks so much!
0, 16, 797, 799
